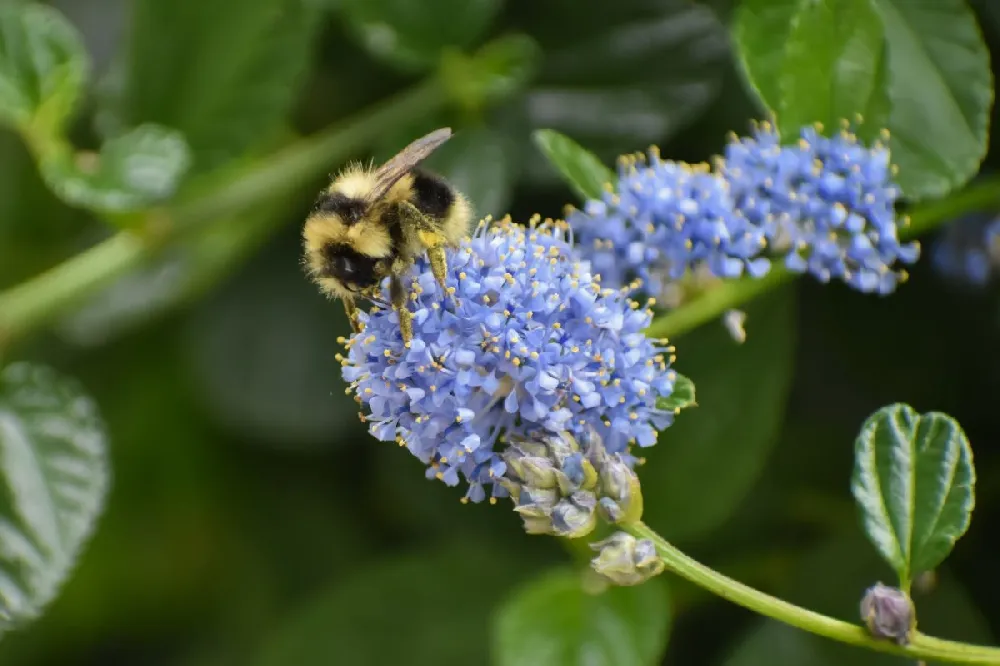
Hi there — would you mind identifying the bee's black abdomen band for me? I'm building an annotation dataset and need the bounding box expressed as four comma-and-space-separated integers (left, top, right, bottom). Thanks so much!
314, 191, 366, 224
410, 170, 454, 219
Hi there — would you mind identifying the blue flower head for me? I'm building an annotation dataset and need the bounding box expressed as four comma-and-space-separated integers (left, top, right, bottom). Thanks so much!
721, 121, 920, 294
931, 211, 1000, 286
341, 218, 677, 502
567, 150, 771, 296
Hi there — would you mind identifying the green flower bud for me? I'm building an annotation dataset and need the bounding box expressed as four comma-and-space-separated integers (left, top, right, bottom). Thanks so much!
597, 453, 644, 524
597, 496, 623, 523
589, 532, 665, 586
514, 487, 558, 515
551, 491, 598, 538
546, 431, 582, 461
860, 582, 915, 646
498, 477, 522, 502
518, 456, 559, 489
555, 453, 600, 495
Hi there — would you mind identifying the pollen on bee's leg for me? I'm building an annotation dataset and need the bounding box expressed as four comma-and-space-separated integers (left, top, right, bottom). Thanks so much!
397, 305, 414, 345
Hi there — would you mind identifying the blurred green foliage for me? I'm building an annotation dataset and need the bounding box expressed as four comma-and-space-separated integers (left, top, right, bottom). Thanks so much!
0, 0, 1000, 664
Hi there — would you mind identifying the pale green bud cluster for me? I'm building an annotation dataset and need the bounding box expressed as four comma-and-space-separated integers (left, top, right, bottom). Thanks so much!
500, 431, 645, 539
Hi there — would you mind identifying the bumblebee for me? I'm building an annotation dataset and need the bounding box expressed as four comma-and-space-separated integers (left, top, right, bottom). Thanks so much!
302, 128, 472, 342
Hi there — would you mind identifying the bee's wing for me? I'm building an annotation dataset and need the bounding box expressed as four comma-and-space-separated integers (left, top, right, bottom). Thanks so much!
367, 127, 453, 203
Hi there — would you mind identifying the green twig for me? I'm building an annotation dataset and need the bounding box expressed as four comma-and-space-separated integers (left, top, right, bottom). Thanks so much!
0, 79, 443, 349
647, 174, 1000, 340
627, 521, 1000, 665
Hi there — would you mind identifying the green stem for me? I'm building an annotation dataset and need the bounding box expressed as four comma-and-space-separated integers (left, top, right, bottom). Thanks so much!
0, 79, 443, 349
647, 174, 1000, 340
627, 521, 1000, 665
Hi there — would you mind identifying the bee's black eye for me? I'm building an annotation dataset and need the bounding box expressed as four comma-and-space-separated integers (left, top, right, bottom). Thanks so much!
322, 246, 379, 287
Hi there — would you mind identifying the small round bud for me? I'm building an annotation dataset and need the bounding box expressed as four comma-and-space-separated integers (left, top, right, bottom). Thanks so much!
551, 492, 598, 539
518, 456, 559, 489
589, 532, 665, 586
860, 582, 915, 645
597, 454, 644, 524
597, 496, 624, 523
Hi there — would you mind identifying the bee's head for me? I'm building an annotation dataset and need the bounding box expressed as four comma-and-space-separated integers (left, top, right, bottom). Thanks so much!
320, 244, 382, 291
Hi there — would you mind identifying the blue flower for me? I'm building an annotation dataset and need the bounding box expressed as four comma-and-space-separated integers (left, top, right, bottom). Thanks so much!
721, 122, 920, 294
341, 218, 677, 502
930, 211, 1000, 286
567, 150, 771, 297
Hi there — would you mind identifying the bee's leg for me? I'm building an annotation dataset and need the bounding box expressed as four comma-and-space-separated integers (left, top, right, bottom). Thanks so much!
343, 297, 362, 334
389, 274, 413, 344
398, 201, 451, 296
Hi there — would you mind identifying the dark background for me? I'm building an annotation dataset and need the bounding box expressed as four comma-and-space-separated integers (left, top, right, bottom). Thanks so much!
1, 0, 999, 664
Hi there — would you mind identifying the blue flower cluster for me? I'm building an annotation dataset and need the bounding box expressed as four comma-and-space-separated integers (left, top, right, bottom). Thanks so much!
568, 121, 920, 296
722, 123, 920, 294
341, 218, 677, 502
931, 211, 1000, 286
569, 152, 771, 297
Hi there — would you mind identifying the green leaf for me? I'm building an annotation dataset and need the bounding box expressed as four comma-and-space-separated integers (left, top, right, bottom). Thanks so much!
871, 0, 993, 199
736, 0, 993, 200
850, 403, 975, 587
340, 0, 502, 72
723, 532, 992, 666
657, 374, 696, 413
253, 542, 534, 666
38, 124, 191, 214
642, 287, 796, 542
532, 129, 616, 202
111, 0, 322, 174
0, 362, 109, 631
0, 3, 88, 134
493, 568, 670, 666
732, 0, 799, 113
777, 0, 885, 136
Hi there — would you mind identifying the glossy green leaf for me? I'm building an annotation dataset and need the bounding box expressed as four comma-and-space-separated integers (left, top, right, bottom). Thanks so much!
850, 404, 975, 586
731, 0, 799, 115
493, 568, 670, 666
642, 287, 796, 542
340, 0, 502, 72
724, 533, 992, 666
254, 543, 533, 666
778, 0, 884, 135
657, 374, 696, 413
0, 3, 88, 134
111, 0, 322, 173
871, 0, 993, 199
0, 363, 109, 632
533, 129, 616, 202
38, 124, 191, 213
736, 0, 993, 200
